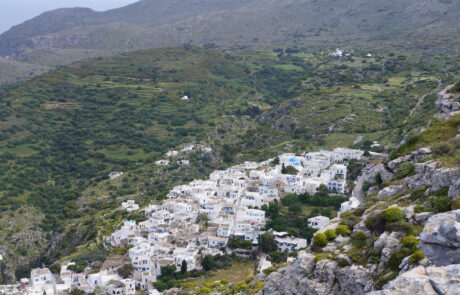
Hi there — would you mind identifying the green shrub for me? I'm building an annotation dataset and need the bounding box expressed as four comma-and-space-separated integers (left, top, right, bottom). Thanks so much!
313, 233, 328, 247
364, 213, 386, 234
336, 225, 351, 236
400, 235, 419, 250
340, 210, 352, 218
451, 197, 460, 210
263, 266, 276, 275
432, 195, 452, 213
314, 254, 324, 262
409, 250, 425, 264
337, 259, 349, 268
385, 220, 414, 234
433, 142, 452, 156
354, 231, 367, 240
340, 215, 361, 229
395, 162, 415, 179
381, 207, 405, 222
388, 248, 412, 271
325, 229, 337, 241
353, 207, 366, 217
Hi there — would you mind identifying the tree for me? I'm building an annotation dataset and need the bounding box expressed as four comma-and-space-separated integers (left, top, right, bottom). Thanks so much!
181, 260, 187, 274
160, 265, 177, 278
258, 232, 277, 253
202, 255, 216, 271
117, 264, 134, 279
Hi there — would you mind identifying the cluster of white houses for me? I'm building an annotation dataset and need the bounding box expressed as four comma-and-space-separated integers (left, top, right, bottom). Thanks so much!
0, 148, 363, 295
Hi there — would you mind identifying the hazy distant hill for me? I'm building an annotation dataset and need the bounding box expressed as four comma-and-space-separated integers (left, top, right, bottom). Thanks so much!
0, 0, 459, 69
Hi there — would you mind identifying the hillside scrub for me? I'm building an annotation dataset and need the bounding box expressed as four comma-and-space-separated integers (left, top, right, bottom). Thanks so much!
381, 207, 405, 222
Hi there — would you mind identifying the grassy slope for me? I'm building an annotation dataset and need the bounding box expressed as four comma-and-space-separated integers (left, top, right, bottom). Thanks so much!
0, 45, 458, 280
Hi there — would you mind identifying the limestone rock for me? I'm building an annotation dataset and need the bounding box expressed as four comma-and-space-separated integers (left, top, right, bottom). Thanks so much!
376, 185, 404, 199
364, 164, 393, 184
448, 178, 460, 200
260, 250, 375, 295
367, 264, 460, 295
436, 85, 460, 115
419, 210, 460, 266
414, 212, 434, 224
404, 162, 460, 195
388, 155, 412, 171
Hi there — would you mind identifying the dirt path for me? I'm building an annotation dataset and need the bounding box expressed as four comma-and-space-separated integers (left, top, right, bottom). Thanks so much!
404, 79, 442, 124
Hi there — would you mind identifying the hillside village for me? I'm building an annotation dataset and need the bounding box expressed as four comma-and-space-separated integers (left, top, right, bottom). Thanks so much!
0, 148, 364, 295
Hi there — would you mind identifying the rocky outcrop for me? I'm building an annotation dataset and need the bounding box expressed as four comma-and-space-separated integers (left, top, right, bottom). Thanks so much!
364, 164, 393, 184
435, 85, 460, 119
418, 210, 460, 266
403, 162, 460, 198
376, 185, 404, 199
259, 251, 375, 295
367, 264, 460, 295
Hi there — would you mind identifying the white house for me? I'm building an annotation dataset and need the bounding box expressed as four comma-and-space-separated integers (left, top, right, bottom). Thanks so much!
339, 197, 360, 216
308, 216, 330, 229
155, 160, 169, 166
274, 237, 307, 252
122, 200, 140, 212
109, 171, 124, 179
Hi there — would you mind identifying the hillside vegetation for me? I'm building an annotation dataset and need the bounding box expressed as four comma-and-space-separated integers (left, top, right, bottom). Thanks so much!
0, 45, 458, 280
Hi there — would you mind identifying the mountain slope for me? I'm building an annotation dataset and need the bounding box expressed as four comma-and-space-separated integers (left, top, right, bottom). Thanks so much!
0, 45, 457, 281
0, 0, 459, 67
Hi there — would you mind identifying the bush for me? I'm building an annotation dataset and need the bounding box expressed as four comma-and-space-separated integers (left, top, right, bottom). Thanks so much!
340, 210, 352, 218
314, 254, 324, 262
410, 250, 425, 264
388, 247, 413, 270
381, 207, 405, 222
395, 162, 415, 179
313, 233, 328, 247
340, 214, 361, 229
263, 266, 276, 275
433, 142, 452, 156
117, 264, 134, 278
400, 235, 419, 250
325, 229, 337, 241
451, 197, 460, 210
199, 287, 211, 294
385, 220, 414, 234
432, 195, 452, 213
365, 214, 386, 234
336, 225, 351, 236
354, 231, 367, 240
337, 259, 349, 268
220, 279, 229, 285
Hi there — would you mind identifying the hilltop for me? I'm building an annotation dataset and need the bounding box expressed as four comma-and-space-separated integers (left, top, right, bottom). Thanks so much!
0, 0, 459, 81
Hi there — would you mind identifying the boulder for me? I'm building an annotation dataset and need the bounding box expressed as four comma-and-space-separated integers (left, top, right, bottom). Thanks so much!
377, 232, 403, 272
448, 178, 460, 200
436, 85, 460, 115
260, 250, 374, 295
365, 164, 394, 184
419, 210, 460, 266
367, 264, 460, 295
414, 212, 434, 224
388, 155, 412, 171
376, 185, 404, 199
404, 162, 460, 194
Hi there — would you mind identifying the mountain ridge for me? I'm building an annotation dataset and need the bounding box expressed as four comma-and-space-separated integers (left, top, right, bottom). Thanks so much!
0, 0, 459, 72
